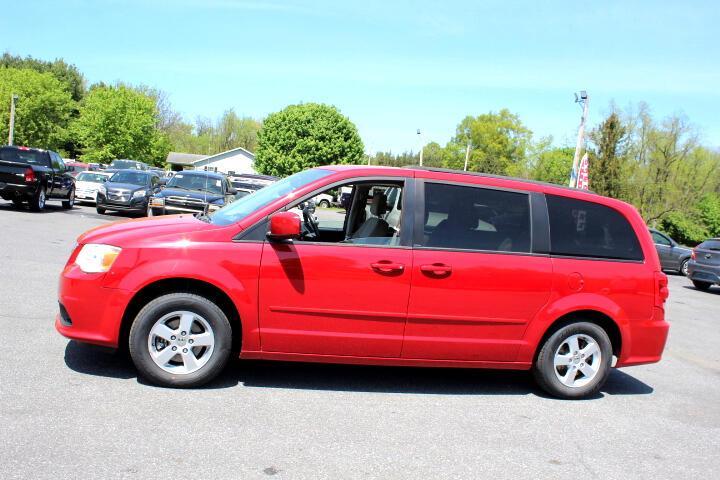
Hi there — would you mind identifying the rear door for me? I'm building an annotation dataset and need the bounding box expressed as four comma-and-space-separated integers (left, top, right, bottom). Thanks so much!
49, 152, 69, 197
403, 179, 552, 362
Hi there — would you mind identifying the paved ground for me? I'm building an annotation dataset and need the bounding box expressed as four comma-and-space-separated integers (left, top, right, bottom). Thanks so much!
0, 201, 718, 479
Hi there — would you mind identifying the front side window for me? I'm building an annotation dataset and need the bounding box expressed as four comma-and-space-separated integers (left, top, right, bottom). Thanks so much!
651, 231, 671, 246
547, 195, 643, 261
420, 182, 531, 253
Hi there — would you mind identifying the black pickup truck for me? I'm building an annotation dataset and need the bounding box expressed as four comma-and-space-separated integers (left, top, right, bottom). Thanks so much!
0, 145, 76, 211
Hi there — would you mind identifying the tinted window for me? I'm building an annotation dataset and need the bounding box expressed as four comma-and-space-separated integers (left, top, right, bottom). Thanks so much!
698, 240, 720, 251
0, 147, 50, 167
422, 183, 531, 252
76, 172, 109, 183
651, 231, 671, 246
167, 173, 223, 193
547, 195, 643, 261
109, 171, 150, 186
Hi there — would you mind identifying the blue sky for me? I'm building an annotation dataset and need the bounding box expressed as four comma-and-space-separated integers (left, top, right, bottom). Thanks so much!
3, 0, 719, 153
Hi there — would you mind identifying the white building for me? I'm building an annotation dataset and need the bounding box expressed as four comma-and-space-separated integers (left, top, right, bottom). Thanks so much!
166, 147, 256, 175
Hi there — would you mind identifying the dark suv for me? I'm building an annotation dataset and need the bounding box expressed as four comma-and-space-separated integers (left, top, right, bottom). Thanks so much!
148, 170, 238, 215
96, 170, 161, 215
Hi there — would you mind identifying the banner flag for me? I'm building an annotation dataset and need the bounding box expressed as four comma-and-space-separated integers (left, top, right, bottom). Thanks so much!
576, 153, 590, 190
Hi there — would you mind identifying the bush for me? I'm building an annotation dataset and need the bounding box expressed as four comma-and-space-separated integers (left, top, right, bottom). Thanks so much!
660, 212, 709, 246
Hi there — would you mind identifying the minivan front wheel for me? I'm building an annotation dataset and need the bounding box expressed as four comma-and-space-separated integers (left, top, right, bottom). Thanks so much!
533, 322, 612, 399
129, 293, 233, 387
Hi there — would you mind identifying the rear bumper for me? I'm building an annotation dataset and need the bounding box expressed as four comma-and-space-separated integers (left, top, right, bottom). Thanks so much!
687, 261, 720, 284
616, 307, 670, 367
55, 263, 133, 348
0, 181, 34, 199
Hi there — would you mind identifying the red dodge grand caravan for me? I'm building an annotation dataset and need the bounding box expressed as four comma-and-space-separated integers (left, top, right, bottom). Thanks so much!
57, 166, 669, 398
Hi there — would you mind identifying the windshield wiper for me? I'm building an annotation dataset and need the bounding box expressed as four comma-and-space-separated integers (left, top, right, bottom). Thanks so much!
195, 213, 212, 223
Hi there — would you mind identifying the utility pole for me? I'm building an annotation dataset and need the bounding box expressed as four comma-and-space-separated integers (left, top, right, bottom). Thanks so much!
8, 94, 19, 146
464, 143, 471, 171
569, 90, 589, 188
417, 129, 423, 166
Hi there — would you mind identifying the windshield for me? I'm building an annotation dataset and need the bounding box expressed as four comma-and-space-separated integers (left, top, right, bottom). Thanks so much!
109, 171, 149, 186
76, 172, 109, 183
110, 160, 143, 170
167, 173, 223, 194
211, 168, 333, 226
0, 147, 50, 167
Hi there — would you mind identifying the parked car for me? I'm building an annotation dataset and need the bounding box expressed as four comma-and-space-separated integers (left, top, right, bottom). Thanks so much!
649, 229, 692, 276
0, 145, 75, 211
74, 171, 113, 204
148, 170, 237, 216
313, 192, 335, 208
64, 161, 90, 177
96, 170, 161, 215
229, 173, 277, 197
56, 165, 669, 399
687, 238, 720, 291
108, 159, 148, 171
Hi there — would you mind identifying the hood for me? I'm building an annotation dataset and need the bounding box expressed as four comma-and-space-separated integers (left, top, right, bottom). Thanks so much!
77, 214, 218, 247
106, 182, 148, 192
156, 187, 224, 203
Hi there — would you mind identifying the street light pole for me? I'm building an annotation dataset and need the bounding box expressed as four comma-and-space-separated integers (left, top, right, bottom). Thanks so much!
569, 91, 589, 188
417, 129, 423, 166
8, 94, 19, 146
464, 142, 471, 171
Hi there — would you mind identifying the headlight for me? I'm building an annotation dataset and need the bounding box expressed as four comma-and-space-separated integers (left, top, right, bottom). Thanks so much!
75, 244, 122, 273
132, 190, 146, 199
98, 185, 106, 195
208, 203, 223, 212
150, 197, 165, 207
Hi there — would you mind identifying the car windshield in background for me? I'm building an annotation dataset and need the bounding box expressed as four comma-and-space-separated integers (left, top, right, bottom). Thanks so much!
210, 168, 333, 226
699, 240, 720, 251
110, 160, 143, 170
0, 147, 50, 167
109, 171, 149, 186
76, 172, 108, 183
167, 173, 223, 194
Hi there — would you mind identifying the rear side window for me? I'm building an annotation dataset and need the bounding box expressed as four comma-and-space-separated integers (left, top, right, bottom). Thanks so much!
698, 240, 720, 251
421, 182, 531, 253
547, 195, 643, 261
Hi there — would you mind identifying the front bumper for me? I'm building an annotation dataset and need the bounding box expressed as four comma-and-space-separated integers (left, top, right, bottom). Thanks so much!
75, 189, 97, 202
97, 193, 148, 212
55, 263, 133, 347
687, 261, 720, 284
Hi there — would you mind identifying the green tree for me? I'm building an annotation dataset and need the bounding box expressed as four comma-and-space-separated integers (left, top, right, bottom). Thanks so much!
447, 109, 532, 175
72, 84, 169, 165
255, 103, 364, 176
0, 68, 75, 152
1, 53, 85, 101
588, 112, 628, 198
530, 140, 574, 185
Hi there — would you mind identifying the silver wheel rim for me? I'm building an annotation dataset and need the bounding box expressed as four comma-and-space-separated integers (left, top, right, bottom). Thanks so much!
39, 190, 45, 209
147, 204, 153, 216
681, 261, 688, 276
553, 333, 601, 388
147, 310, 215, 375
68, 189, 74, 206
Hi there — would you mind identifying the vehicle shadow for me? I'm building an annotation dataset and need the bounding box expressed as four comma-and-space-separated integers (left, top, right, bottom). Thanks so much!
682, 285, 720, 295
64, 341, 653, 398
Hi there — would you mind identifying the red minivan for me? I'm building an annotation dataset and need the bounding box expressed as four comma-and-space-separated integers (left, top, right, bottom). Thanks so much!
56, 166, 669, 398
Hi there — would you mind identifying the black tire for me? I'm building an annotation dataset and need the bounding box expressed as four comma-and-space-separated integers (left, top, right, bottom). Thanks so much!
96, 207, 106, 214
29, 186, 46, 212
318, 200, 330, 208
128, 293, 233, 388
62, 187, 75, 209
533, 322, 613, 399
692, 280, 712, 291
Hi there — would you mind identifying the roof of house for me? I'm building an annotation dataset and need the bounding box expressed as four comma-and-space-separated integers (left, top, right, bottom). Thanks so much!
166, 151, 208, 166
192, 146, 255, 165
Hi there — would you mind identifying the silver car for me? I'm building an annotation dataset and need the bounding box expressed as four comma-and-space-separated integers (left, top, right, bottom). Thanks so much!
650, 229, 692, 276
687, 238, 720, 291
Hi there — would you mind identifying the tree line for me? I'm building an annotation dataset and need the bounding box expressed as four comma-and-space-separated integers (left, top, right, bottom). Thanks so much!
2, 53, 718, 244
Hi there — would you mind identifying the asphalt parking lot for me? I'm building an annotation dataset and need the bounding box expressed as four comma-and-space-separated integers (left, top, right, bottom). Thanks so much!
0, 201, 718, 480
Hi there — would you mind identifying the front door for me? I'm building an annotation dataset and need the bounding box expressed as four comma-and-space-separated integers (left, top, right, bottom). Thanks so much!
651, 231, 673, 270
258, 177, 412, 357
402, 181, 552, 362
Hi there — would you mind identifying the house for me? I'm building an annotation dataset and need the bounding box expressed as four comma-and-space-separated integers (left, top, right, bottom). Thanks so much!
165, 147, 257, 175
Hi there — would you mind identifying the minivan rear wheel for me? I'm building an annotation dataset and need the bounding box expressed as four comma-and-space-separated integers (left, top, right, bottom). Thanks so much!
129, 293, 233, 388
533, 322, 612, 399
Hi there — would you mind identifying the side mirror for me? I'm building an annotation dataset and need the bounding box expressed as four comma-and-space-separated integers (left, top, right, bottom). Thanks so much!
158, 178, 167, 186
228, 187, 238, 195
268, 211, 301, 241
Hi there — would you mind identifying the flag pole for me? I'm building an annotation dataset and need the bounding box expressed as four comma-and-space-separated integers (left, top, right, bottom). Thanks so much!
569, 91, 589, 188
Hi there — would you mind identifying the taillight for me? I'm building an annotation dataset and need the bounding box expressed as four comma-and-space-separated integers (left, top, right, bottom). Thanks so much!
24, 168, 35, 183
654, 271, 669, 307
691, 249, 696, 260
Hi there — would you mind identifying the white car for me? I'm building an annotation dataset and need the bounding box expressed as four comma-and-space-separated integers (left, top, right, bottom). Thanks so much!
313, 192, 336, 208
74, 171, 113, 203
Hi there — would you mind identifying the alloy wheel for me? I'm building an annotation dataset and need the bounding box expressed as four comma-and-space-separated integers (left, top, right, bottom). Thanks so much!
147, 310, 215, 375
553, 334, 602, 388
